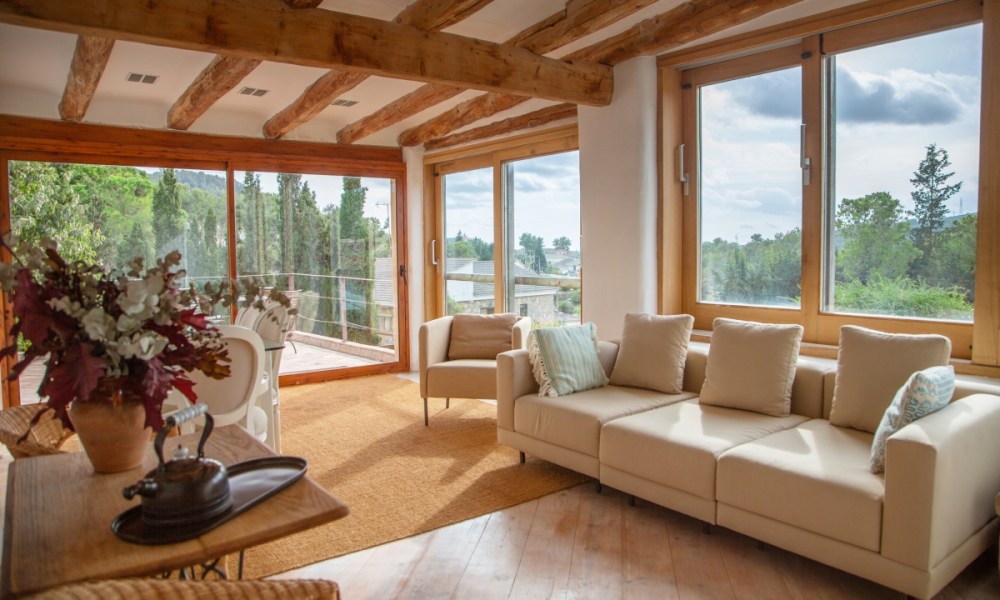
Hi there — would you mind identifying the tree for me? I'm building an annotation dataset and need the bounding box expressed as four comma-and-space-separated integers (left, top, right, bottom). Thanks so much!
276, 173, 301, 290
836, 192, 919, 284
152, 168, 185, 256
518, 232, 547, 273
553, 236, 572, 251
910, 144, 961, 278
932, 213, 977, 300
338, 177, 378, 345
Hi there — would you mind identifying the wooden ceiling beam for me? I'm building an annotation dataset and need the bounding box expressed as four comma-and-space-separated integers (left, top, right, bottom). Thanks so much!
58, 35, 114, 122
399, 0, 806, 147
167, 56, 261, 130
0, 0, 612, 106
263, 0, 494, 139
338, 0, 654, 145
424, 103, 577, 150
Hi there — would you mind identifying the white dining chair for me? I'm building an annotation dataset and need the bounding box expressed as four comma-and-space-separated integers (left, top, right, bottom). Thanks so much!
251, 301, 292, 451
164, 324, 269, 444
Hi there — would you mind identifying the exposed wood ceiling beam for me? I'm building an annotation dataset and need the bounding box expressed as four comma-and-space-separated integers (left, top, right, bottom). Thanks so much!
167, 56, 262, 130
424, 103, 577, 150
338, 0, 655, 145
399, 0, 805, 147
0, 0, 612, 106
282, 0, 322, 7
58, 35, 114, 122
263, 0, 494, 139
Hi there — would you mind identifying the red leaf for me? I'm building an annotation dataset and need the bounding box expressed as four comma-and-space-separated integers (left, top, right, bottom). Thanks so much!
40, 341, 106, 425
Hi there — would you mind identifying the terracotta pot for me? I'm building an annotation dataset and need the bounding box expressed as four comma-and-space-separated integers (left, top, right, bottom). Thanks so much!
69, 400, 150, 474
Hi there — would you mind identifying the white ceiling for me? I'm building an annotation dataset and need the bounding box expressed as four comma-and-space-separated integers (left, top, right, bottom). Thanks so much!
0, 0, 865, 148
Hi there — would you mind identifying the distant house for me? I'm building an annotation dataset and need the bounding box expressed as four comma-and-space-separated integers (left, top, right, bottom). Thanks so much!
445, 258, 558, 321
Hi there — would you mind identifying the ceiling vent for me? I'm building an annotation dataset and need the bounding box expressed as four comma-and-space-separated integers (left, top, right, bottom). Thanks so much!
126, 73, 158, 84
239, 86, 269, 97
331, 99, 358, 107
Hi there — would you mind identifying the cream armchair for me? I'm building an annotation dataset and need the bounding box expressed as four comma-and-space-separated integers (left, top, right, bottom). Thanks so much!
419, 313, 531, 426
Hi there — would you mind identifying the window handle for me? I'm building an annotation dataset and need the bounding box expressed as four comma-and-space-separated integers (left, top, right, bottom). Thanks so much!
678, 143, 689, 196
800, 124, 811, 186
430, 239, 438, 266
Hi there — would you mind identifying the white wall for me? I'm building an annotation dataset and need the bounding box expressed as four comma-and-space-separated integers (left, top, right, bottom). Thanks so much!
578, 55, 659, 340
403, 146, 425, 370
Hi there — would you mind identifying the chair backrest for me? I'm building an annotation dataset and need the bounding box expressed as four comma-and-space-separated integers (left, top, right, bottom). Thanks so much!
252, 301, 291, 345
235, 304, 263, 329
187, 324, 266, 428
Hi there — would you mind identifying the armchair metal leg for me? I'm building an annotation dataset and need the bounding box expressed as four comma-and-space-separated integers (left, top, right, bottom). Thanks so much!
519, 451, 525, 464
446, 398, 450, 409
423, 397, 429, 427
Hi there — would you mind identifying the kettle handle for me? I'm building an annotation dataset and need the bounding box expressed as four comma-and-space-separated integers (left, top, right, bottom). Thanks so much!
154, 403, 213, 466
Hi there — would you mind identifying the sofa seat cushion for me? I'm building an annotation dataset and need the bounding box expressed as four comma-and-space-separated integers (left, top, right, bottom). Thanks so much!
717, 419, 885, 552
601, 400, 809, 501
514, 386, 695, 457
426, 359, 498, 400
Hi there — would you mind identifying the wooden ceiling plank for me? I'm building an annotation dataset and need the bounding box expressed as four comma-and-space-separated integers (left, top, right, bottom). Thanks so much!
167, 56, 262, 130
398, 92, 529, 147
262, 70, 368, 139
58, 35, 114, 122
338, 0, 654, 145
0, 0, 612, 106
424, 103, 577, 150
400, 0, 806, 147
264, 0, 494, 139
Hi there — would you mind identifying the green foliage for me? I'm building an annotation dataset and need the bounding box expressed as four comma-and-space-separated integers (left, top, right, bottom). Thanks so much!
834, 275, 971, 320
700, 230, 801, 306
910, 144, 961, 279
835, 192, 919, 284
338, 177, 379, 345
152, 169, 186, 257
553, 236, 572, 251
518, 232, 547, 273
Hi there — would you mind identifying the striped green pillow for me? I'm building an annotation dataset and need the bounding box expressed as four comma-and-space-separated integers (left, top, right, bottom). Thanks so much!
528, 323, 609, 397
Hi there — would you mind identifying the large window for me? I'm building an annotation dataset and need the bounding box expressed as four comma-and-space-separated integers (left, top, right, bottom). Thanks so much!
442, 166, 494, 315
677, 2, 987, 359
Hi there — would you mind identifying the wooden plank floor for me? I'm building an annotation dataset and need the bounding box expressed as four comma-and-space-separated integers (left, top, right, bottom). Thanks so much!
275, 482, 1000, 600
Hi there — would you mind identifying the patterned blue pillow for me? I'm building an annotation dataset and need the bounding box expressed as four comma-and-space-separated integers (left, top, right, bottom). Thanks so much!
869, 365, 955, 473
528, 323, 609, 397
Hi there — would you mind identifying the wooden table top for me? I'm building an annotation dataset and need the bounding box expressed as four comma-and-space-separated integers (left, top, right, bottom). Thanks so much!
1, 425, 348, 598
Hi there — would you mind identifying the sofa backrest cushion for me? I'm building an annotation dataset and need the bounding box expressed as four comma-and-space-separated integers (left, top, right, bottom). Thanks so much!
699, 318, 804, 417
830, 325, 951, 433
448, 313, 519, 360
597, 340, 620, 378
609, 313, 694, 394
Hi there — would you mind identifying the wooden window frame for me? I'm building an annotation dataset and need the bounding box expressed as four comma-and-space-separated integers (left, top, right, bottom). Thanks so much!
0, 116, 409, 407
667, 0, 998, 372
423, 125, 580, 320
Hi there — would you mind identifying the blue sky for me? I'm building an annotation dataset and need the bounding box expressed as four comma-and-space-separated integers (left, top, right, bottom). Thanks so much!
700, 23, 982, 244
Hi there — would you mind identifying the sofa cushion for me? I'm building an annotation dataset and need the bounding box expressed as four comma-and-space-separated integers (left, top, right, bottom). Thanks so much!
514, 387, 694, 457
870, 365, 955, 473
447, 313, 518, 360
717, 420, 885, 552
426, 359, 498, 400
609, 313, 694, 394
699, 318, 803, 417
529, 323, 608, 397
830, 325, 951, 433
600, 400, 808, 501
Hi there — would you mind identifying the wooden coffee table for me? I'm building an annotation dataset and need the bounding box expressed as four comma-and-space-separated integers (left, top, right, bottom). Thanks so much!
1, 425, 347, 598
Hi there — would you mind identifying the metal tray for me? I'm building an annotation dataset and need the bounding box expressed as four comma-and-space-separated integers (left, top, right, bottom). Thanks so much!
112, 456, 307, 545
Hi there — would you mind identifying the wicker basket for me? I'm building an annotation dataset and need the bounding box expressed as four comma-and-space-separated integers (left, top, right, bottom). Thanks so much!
0, 404, 74, 458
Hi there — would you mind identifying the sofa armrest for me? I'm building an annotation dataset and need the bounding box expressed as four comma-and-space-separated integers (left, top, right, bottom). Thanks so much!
881, 393, 1000, 569
419, 316, 454, 398
497, 349, 538, 432
512, 317, 532, 350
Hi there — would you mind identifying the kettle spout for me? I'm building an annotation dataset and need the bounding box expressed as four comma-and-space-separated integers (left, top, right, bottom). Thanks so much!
123, 478, 159, 500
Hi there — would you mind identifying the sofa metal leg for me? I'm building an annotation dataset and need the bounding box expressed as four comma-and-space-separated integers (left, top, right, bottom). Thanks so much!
519, 452, 525, 464
423, 397, 428, 427
628, 495, 636, 507
446, 397, 450, 409
595, 482, 603, 494
702, 523, 712, 535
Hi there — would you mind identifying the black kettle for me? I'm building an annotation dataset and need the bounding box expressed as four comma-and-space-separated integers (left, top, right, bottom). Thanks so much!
123, 403, 233, 528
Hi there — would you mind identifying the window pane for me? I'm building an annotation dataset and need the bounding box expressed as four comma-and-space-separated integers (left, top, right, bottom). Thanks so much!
505, 151, 581, 327
827, 25, 981, 321
234, 171, 399, 374
442, 167, 494, 315
698, 67, 803, 307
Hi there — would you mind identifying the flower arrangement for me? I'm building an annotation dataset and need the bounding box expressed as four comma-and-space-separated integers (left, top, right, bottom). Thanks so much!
0, 236, 289, 433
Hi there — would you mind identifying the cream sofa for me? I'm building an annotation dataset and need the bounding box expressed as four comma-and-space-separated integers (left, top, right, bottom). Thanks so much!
497, 340, 1000, 599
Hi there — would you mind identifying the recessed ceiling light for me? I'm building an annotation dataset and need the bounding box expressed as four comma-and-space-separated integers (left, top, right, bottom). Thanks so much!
331, 99, 358, 107
126, 73, 158, 84
239, 86, 269, 97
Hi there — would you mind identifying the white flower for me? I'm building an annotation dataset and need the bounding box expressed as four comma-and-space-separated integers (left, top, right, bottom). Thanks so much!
116, 313, 142, 334
81, 307, 116, 342
118, 276, 164, 317
48, 296, 84, 318
118, 332, 168, 361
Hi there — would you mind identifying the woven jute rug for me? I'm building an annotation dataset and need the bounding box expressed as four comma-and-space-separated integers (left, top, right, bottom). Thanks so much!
240, 374, 588, 579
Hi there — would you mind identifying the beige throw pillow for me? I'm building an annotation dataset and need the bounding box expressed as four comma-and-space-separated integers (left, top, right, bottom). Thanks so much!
609, 313, 694, 394
829, 325, 951, 433
447, 313, 519, 360
699, 318, 803, 417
